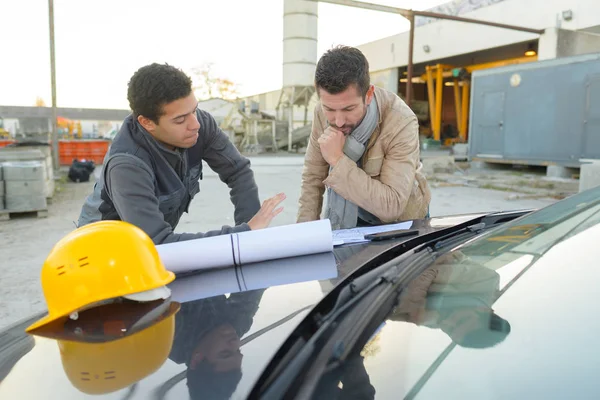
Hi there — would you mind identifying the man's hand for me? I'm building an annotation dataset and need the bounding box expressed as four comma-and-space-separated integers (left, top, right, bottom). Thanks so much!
248, 192, 286, 230
318, 126, 346, 166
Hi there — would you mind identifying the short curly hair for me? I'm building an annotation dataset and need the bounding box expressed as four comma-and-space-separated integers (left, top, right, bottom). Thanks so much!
315, 45, 370, 98
127, 63, 193, 123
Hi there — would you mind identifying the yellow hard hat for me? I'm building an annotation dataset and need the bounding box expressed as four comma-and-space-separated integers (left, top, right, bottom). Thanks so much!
25, 220, 175, 333
58, 301, 179, 395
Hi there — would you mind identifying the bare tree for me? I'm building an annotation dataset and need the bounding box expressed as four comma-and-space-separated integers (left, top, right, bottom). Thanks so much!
191, 62, 240, 100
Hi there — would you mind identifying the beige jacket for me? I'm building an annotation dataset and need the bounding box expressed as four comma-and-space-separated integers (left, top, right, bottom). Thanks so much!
297, 86, 431, 224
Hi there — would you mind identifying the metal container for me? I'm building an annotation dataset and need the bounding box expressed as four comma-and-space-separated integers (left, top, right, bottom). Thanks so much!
468, 52, 600, 167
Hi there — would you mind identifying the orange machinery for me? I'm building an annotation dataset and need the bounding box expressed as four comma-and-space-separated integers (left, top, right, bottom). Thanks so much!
57, 116, 83, 139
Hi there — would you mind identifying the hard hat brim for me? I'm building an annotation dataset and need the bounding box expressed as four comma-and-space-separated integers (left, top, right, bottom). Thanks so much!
25, 281, 175, 334
122, 286, 171, 302
26, 300, 180, 343
25, 312, 66, 334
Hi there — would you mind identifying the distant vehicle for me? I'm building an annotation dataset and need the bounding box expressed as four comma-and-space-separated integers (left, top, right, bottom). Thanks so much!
2, 186, 600, 399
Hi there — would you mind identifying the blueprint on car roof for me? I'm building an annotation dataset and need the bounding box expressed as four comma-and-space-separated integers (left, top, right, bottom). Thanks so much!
156, 219, 334, 275
332, 221, 413, 246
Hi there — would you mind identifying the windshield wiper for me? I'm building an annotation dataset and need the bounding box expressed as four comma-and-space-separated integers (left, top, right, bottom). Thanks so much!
256, 267, 400, 400
415, 222, 486, 253
255, 246, 441, 400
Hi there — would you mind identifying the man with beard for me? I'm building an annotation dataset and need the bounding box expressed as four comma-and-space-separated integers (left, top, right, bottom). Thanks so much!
297, 46, 431, 230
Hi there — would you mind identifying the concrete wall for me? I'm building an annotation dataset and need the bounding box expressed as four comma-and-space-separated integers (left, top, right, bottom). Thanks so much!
539, 27, 600, 59
558, 29, 600, 57
357, 0, 600, 73
370, 69, 399, 94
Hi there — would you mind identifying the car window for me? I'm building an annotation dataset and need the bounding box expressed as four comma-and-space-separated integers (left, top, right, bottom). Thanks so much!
314, 187, 600, 400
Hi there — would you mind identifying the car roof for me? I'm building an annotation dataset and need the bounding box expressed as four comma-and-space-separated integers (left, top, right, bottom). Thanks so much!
0, 212, 486, 400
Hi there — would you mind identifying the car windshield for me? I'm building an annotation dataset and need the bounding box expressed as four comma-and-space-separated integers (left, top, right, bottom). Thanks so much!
312, 186, 600, 400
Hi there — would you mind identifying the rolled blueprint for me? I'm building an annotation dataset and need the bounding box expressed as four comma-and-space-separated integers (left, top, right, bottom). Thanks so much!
156, 219, 333, 275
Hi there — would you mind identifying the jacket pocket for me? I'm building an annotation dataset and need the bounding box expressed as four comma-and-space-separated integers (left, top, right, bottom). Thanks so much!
211, 134, 236, 167
158, 189, 184, 217
187, 164, 202, 197
362, 157, 384, 177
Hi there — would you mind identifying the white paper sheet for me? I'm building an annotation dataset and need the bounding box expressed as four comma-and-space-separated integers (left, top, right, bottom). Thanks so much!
168, 252, 338, 303
156, 219, 333, 274
332, 221, 414, 245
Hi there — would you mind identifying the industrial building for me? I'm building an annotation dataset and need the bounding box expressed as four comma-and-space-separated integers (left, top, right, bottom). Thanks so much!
239, 0, 600, 167
0, 105, 127, 139
3, 0, 600, 169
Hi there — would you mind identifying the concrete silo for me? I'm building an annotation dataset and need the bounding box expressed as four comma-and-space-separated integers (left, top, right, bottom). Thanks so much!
277, 0, 318, 151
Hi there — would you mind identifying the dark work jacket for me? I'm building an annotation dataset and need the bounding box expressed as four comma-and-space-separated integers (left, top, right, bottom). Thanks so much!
77, 109, 260, 244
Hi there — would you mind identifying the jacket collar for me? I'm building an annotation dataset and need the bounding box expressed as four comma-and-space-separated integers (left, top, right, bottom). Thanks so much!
132, 119, 185, 172
372, 86, 384, 125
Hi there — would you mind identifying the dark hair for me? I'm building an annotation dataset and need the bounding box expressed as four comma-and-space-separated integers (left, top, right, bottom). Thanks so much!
186, 359, 242, 400
315, 45, 370, 98
127, 63, 193, 123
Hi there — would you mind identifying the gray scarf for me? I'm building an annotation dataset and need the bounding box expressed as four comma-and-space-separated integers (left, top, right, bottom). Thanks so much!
324, 98, 379, 230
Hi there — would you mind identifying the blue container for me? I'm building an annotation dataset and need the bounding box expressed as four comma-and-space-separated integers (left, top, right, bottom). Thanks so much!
468, 52, 600, 167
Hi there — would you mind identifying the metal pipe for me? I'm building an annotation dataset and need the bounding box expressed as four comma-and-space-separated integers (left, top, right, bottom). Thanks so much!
461, 82, 470, 141
307, 0, 544, 35
453, 79, 462, 136
413, 10, 544, 34
425, 66, 435, 130
434, 65, 443, 142
406, 13, 415, 106
272, 120, 277, 152
288, 87, 295, 152
306, 0, 411, 18
48, 0, 59, 170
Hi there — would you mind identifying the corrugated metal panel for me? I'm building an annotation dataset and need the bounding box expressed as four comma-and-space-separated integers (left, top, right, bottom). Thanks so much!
469, 53, 600, 167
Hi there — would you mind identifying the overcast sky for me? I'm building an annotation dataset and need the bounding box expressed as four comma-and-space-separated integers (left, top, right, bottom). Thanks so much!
1, 0, 449, 109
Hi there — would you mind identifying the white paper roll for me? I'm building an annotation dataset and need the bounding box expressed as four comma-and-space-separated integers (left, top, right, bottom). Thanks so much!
156, 219, 333, 275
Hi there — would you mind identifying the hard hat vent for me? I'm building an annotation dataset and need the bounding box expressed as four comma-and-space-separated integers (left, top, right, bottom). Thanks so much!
78, 256, 90, 267
56, 256, 90, 277
79, 371, 117, 381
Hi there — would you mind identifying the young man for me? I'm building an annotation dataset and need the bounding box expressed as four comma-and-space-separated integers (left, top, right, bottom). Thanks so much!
297, 46, 431, 230
78, 63, 285, 244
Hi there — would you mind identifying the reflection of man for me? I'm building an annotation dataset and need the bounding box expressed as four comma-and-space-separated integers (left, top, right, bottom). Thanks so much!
168, 290, 264, 399
313, 355, 376, 400
391, 253, 511, 348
